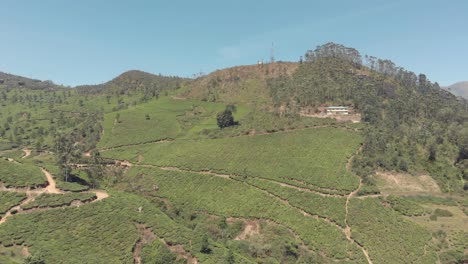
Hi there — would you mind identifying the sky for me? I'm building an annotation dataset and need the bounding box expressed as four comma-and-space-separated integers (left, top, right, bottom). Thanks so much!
0, 0, 467, 86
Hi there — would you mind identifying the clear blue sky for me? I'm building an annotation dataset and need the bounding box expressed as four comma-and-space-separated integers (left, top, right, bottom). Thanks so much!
0, 0, 466, 86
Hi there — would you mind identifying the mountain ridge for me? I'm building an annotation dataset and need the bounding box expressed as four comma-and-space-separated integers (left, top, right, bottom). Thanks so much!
444, 81, 468, 99
0, 71, 62, 91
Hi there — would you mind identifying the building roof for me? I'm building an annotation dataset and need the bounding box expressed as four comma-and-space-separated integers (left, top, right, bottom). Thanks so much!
326, 106, 348, 109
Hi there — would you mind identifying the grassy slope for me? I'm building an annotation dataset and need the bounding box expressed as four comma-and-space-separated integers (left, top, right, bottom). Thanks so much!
21, 193, 96, 210
0, 192, 196, 263
245, 177, 347, 227
98, 97, 241, 148
1, 68, 464, 263
123, 167, 367, 263
348, 198, 436, 264
0, 159, 47, 188
0, 192, 26, 215
182, 62, 298, 104
103, 127, 362, 192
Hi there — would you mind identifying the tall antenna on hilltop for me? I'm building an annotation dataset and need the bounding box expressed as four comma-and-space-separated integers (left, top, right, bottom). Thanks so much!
270, 42, 275, 64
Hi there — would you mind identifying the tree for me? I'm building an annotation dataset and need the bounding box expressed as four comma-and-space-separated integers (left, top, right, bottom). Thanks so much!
216, 109, 235, 129
225, 104, 237, 113
429, 144, 437, 161
218, 216, 228, 229
55, 132, 82, 182
24, 252, 46, 264
200, 234, 211, 254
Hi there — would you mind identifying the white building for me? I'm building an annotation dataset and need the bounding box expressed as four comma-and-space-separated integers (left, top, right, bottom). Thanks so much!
326, 106, 349, 115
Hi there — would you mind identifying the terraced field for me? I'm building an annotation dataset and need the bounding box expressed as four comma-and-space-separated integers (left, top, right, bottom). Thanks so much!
98, 97, 230, 149
98, 114, 467, 263
0, 90, 466, 263
103, 127, 362, 193
0, 158, 47, 188
122, 167, 368, 263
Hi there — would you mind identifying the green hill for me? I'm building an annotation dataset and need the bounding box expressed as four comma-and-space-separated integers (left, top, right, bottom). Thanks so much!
0, 43, 466, 264
181, 62, 298, 105
75, 70, 189, 96
0, 71, 63, 91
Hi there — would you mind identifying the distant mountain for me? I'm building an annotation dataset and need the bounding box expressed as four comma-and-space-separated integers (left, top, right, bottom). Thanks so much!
0, 71, 62, 91
75, 70, 189, 95
444, 81, 468, 99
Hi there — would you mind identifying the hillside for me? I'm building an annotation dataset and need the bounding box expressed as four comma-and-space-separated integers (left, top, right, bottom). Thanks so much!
0, 43, 466, 264
445, 81, 468, 99
0, 71, 62, 91
181, 62, 298, 105
76, 70, 189, 96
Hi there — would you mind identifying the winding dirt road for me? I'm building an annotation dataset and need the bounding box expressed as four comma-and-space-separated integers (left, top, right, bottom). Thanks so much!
22, 149, 31, 159
0, 160, 110, 226
41, 168, 64, 194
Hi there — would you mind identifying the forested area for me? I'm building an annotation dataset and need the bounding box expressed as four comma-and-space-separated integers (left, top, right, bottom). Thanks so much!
269, 42, 468, 192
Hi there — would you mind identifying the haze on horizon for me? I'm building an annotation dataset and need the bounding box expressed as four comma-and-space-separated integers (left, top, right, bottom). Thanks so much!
0, 0, 466, 86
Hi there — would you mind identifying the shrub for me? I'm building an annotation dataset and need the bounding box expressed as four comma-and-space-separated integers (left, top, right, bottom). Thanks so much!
200, 234, 211, 254
433, 208, 453, 217
216, 109, 235, 129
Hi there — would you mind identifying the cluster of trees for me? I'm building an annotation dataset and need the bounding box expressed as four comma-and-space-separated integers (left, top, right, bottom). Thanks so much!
216, 105, 238, 129
269, 42, 468, 192
0, 89, 80, 148
305, 42, 362, 65
54, 115, 103, 183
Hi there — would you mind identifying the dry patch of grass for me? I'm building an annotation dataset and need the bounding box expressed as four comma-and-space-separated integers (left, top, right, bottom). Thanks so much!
407, 205, 467, 233
234, 220, 261, 241
374, 171, 441, 195
0, 244, 29, 263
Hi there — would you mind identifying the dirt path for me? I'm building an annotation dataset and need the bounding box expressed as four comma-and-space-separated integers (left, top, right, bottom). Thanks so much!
133, 225, 156, 264
99, 124, 344, 153
344, 148, 374, 264
0, 168, 109, 225
100, 139, 172, 152
159, 166, 230, 179
93, 190, 109, 201
355, 194, 383, 199
41, 168, 64, 194
116, 160, 346, 197
239, 178, 376, 263
257, 177, 346, 198
344, 179, 361, 239
134, 162, 350, 233
107, 159, 374, 262
285, 178, 350, 195
0, 196, 34, 224
241, 179, 345, 228
22, 149, 31, 159
342, 179, 373, 264
3, 157, 20, 164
